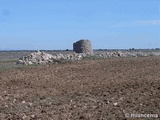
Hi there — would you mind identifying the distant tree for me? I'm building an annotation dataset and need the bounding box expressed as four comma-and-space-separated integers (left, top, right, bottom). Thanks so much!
155, 48, 160, 50
129, 48, 134, 51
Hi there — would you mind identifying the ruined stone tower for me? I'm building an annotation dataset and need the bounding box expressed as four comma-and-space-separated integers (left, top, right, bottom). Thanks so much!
73, 39, 93, 55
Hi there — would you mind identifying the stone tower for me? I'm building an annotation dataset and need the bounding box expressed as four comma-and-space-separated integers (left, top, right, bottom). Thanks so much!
73, 39, 93, 55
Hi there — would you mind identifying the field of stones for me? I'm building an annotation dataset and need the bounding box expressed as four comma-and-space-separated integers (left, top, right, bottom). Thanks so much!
0, 49, 160, 119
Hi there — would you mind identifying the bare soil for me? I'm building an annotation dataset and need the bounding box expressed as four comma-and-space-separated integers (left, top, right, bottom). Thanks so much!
0, 57, 160, 120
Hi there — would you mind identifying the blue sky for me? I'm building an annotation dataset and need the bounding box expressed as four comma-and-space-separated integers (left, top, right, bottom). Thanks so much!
0, 0, 160, 50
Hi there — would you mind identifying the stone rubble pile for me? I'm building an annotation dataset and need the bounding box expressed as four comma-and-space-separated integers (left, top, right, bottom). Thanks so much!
17, 50, 160, 65
94, 51, 126, 58
94, 51, 160, 58
17, 51, 83, 65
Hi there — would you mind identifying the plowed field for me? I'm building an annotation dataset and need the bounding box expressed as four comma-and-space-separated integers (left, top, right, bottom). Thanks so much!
0, 57, 160, 120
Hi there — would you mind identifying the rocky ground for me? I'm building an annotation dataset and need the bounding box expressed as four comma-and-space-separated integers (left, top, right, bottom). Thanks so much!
0, 56, 160, 120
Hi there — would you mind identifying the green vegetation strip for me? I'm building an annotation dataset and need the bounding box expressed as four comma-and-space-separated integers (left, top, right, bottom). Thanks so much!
0, 59, 17, 63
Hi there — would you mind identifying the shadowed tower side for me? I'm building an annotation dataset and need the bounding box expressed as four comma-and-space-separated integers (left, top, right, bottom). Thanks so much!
73, 39, 93, 55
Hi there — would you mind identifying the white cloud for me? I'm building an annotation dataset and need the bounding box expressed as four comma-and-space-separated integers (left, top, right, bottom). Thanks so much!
111, 20, 160, 28
135, 20, 160, 25
110, 24, 132, 28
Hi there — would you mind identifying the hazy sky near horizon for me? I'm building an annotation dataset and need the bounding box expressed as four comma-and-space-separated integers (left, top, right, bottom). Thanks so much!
0, 0, 160, 50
